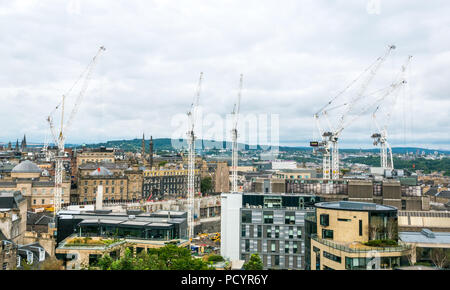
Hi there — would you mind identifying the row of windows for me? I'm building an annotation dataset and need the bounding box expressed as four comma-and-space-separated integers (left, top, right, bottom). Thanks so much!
83, 187, 124, 194
84, 180, 125, 186
242, 211, 300, 225
243, 239, 301, 254
242, 225, 302, 239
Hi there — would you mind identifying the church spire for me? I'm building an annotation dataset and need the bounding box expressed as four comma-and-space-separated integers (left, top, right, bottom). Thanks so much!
141, 133, 146, 164
21, 134, 27, 151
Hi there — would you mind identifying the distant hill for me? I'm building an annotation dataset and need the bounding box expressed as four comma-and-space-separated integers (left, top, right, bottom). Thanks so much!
68, 138, 450, 155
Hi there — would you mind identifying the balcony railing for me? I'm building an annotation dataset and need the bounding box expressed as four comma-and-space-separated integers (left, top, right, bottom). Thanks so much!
310, 234, 411, 254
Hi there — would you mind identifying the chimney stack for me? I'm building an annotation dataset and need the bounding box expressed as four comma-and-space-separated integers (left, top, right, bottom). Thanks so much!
96, 185, 104, 210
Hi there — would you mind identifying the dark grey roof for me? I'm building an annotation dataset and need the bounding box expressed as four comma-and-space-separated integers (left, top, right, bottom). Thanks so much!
425, 188, 438, 197
315, 201, 397, 212
0, 191, 25, 209
27, 211, 54, 226
12, 160, 42, 173
0, 230, 7, 240
436, 191, 450, 199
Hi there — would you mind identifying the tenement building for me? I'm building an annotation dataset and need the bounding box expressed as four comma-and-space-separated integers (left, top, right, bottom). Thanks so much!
306, 201, 411, 270
77, 167, 130, 203
142, 168, 200, 199
221, 192, 320, 269
76, 147, 115, 167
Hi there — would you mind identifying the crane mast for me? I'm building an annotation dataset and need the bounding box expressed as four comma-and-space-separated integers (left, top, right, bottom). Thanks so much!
48, 46, 105, 216
187, 72, 203, 241
231, 74, 243, 193
372, 55, 413, 170
311, 45, 396, 180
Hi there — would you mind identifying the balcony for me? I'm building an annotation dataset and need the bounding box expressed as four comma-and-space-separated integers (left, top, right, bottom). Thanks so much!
311, 234, 411, 254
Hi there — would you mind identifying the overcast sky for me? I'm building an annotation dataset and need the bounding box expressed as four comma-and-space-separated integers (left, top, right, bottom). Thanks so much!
0, 0, 449, 149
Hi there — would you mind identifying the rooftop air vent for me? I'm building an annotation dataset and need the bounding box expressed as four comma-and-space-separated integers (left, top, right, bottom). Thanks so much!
421, 229, 435, 238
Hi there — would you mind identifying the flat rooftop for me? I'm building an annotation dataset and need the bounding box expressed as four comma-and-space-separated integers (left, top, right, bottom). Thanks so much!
399, 230, 450, 245
315, 201, 397, 212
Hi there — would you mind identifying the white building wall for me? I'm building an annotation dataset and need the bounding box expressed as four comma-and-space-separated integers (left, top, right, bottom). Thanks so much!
220, 193, 242, 261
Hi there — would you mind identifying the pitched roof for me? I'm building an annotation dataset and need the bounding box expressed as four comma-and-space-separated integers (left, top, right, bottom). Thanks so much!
436, 190, 450, 199
89, 167, 113, 176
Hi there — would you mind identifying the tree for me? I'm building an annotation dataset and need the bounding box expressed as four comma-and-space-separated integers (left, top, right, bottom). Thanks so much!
39, 257, 64, 270
201, 176, 213, 193
94, 244, 212, 270
386, 218, 398, 240
243, 254, 263, 270
430, 248, 450, 269
369, 218, 383, 240
406, 243, 417, 266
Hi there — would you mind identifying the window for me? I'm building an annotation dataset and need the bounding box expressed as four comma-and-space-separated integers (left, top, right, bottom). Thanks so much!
271, 242, 276, 252
263, 212, 274, 224
359, 220, 363, 236
275, 226, 280, 238
33, 199, 36, 205
257, 225, 262, 238
289, 227, 294, 239
297, 228, 302, 239
293, 243, 298, 254
41, 199, 45, 204
241, 211, 252, 223
323, 251, 341, 263
267, 228, 272, 238
264, 197, 282, 208
320, 214, 329, 226
322, 229, 334, 240
274, 255, 279, 266
245, 240, 250, 251
299, 197, 305, 209
285, 243, 289, 253
285, 212, 295, 224
242, 226, 246, 237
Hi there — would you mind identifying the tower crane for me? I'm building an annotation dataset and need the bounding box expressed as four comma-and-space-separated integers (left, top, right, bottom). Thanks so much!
231, 74, 243, 193
311, 45, 396, 179
187, 72, 203, 241
371, 55, 413, 170
47, 46, 105, 216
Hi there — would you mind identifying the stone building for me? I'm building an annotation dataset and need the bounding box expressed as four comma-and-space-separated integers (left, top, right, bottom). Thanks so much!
77, 167, 129, 203
0, 160, 70, 209
76, 147, 115, 167
142, 167, 200, 199
0, 191, 27, 244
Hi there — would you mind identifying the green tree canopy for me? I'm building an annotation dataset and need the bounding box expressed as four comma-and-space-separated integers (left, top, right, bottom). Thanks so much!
243, 253, 263, 270
201, 176, 213, 193
94, 244, 212, 270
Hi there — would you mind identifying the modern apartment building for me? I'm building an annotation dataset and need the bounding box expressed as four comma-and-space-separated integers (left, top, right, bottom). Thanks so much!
221, 192, 320, 269
306, 201, 411, 270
